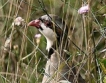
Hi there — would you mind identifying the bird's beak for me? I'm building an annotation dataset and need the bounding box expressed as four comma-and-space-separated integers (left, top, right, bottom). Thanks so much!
28, 20, 35, 26
28, 20, 40, 28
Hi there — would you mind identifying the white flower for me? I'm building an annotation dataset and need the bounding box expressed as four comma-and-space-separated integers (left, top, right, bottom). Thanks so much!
35, 34, 41, 44
12, 17, 24, 26
103, 14, 106, 16
78, 5, 90, 14
3, 38, 11, 51
35, 34, 41, 38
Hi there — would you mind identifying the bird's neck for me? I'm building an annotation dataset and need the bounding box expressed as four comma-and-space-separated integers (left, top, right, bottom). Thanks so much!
46, 38, 54, 52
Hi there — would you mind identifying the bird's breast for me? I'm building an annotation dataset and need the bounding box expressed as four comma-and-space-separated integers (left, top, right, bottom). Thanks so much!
39, 23, 57, 51
39, 23, 56, 41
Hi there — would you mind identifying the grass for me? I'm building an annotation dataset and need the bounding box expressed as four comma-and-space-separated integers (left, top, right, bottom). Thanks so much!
0, 0, 106, 83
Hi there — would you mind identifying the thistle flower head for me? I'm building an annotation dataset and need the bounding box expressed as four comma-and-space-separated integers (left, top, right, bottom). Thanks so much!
35, 34, 41, 38
12, 17, 24, 26
78, 5, 90, 14
35, 34, 41, 45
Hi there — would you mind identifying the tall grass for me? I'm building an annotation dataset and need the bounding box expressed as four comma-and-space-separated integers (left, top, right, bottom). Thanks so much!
0, 0, 106, 83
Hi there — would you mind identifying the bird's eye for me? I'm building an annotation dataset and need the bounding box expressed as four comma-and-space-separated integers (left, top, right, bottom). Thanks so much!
44, 20, 52, 27
39, 18, 52, 27
39, 18, 43, 22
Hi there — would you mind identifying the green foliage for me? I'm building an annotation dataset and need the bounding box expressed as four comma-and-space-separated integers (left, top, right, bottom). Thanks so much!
103, 76, 106, 83
99, 59, 106, 74
0, 0, 106, 83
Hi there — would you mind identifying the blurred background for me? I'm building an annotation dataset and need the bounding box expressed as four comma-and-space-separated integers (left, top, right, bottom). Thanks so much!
0, 0, 106, 83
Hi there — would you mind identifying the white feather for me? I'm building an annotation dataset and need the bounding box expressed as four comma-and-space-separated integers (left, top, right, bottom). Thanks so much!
39, 23, 56, 51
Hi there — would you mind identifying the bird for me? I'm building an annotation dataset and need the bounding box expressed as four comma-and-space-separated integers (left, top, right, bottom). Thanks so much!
28, 14, 68, 58
28, 14, 85, 83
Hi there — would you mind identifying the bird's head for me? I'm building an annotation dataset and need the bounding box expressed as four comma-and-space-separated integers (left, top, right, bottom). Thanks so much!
28, 14, 67, 52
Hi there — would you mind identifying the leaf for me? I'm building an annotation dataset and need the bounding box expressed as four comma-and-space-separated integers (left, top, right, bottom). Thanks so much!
103, 76, 106, 83
99, 59, 106, 74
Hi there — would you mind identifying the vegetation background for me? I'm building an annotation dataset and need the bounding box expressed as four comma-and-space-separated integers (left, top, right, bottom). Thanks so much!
0, 0, 106, 83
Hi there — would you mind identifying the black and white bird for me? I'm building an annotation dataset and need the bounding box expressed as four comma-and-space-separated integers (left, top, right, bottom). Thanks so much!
28, 14, 68, 58
28, 14, 85, 83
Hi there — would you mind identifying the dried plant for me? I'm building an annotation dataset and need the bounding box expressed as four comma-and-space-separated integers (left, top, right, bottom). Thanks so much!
0, 0, 106, 83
